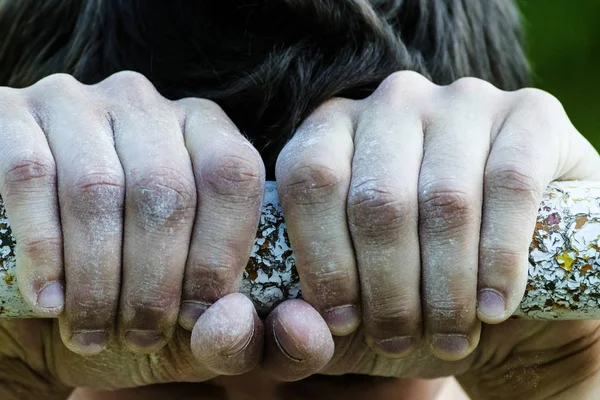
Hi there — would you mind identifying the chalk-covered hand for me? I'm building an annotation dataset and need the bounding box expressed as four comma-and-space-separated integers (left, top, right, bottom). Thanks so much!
263, 71, 600, 398
0, 71, 265, 393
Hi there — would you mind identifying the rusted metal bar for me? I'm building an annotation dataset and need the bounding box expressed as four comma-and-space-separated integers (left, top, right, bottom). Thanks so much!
1, 181, 600, 319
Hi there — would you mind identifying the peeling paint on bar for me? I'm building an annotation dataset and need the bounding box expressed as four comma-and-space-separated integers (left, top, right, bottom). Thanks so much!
515, 181, 600, 319
3, 181, 600, 319
0, 194, 35, 318
238, 182, 301, 315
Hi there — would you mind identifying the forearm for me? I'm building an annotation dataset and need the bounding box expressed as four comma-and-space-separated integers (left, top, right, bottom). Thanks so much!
457, 322, 600, 400
0, 320, 71, 400
0, 357, 71, 400
460, 369, 600, 400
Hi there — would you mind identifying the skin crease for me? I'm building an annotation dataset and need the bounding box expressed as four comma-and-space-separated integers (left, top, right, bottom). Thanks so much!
2, 70, 600, 400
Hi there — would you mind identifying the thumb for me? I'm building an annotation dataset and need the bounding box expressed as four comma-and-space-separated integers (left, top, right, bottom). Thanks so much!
191, 293, 264, 376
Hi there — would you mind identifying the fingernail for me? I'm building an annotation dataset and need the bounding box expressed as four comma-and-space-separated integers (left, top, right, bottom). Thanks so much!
37, 281, 65, 310
478, 289, 506, 319
179, 301, 210, 331
322, 305, 361, 336
222, 318, 255, 357
125, 330, 164, 352
71, 331, 109, 354
272, 321, 306, 362
431, 334, 470, 359
374, 336, 413, 356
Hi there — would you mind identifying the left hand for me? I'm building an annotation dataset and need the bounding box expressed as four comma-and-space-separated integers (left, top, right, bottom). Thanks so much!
259, 71, 600, 397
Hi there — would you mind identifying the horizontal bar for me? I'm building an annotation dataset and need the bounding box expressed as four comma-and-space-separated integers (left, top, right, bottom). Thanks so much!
1, 181, 600, 319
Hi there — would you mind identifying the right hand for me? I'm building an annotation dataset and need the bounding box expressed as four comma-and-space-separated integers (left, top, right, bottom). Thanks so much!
0, 71, 266, 389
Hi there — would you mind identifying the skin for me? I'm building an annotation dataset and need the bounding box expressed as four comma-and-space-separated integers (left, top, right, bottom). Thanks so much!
1, 70, 600, 399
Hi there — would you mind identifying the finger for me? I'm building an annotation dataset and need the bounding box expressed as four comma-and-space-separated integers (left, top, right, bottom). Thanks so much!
419, 78, 496, 361
276, 99, 360, 336
176, 98, 265, 331
347, 73, 426, 358
0, 87, 64, 316
261, 300, 334, 381
34, 77, 125, 355
478, 88, 596, 323
101, 72, 197, 353
191, 293, 263, 376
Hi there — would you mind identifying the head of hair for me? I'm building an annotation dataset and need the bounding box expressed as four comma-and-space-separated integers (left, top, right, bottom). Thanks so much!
0, 0, 529, 176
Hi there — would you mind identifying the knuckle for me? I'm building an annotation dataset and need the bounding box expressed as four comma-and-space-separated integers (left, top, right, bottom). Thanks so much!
180, 97, 225, 115
104, 70, 153, 92
124, 282, 182, 322
419, 183, 478, 231
188, 246, 240, 290
201, 150, 264, 200
144, 285, 182, 310
480, 244, 526, 278
126, 295, 179, 323
348, 180, 414, 239
301, 261, 354, 295
371, 70, 434, 104
68, 291, 118, 318
485, 162, 540, 206
179, 97, 240, 134
310, 97, 354, 118
66, 170, 126, 216
425, 297, 472, 323
25, 75, 98, 120
18, 235, 62, 263
100, 71, 160, 105
28, 74, 86, 106
191, 263, 236, 293
0, 91, 26, 120
130, 167, 196, 232
517, 88, 564, 114
382, 70, 433, 92
449, 77, 497, 96
282, 162, 348, 206
34, 73, 81, 93
420, 186, 473, 214
0, 86, 14, 100
3, 153, 56, 195
368, 298, 420, 332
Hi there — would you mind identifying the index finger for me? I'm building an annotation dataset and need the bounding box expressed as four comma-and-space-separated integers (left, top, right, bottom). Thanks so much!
275, 99, 360, 336
0, 91, 64, 316
478, 89, 600, 323
176, 98, 266, 331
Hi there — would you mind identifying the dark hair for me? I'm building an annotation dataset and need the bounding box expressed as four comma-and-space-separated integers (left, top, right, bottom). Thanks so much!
0, 0, 529, 176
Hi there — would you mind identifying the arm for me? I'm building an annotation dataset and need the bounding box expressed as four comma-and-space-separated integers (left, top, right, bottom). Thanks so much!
458, 320, 600, 399
0, 320, 71, 400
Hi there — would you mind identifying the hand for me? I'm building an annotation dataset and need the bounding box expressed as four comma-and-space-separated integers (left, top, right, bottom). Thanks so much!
262, 71, 600, 397
0, 71, 266, 390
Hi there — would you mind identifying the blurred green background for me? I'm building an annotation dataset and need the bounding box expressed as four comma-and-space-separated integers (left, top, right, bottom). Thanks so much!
518, 0, 600, 148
